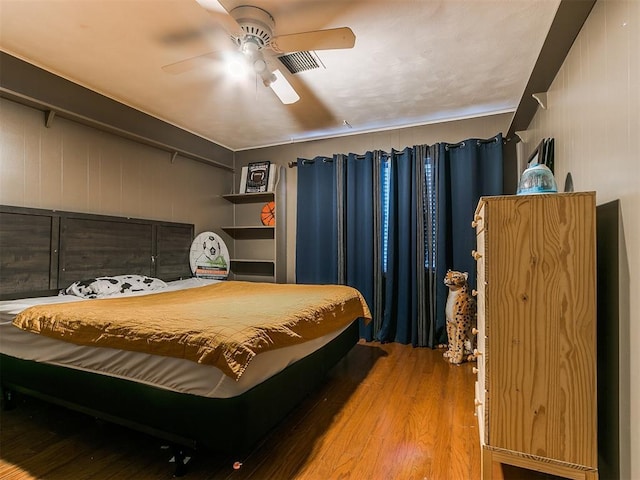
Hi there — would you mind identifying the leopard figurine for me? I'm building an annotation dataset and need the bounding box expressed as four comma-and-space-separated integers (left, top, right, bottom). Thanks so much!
442, 270, 477, 365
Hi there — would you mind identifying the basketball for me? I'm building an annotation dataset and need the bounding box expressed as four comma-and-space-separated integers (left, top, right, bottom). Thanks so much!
261, 201, 276, 226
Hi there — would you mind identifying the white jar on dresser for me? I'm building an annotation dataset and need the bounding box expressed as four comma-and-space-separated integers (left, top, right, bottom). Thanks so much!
472, 192, 598, 480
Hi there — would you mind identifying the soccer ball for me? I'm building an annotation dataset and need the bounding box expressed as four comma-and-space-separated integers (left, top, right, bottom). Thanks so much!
202, 235, 220, 262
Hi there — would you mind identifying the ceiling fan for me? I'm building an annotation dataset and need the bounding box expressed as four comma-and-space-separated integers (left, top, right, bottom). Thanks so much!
161, 1, 356, 104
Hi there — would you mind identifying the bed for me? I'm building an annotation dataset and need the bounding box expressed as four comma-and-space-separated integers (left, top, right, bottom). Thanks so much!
0, 205, 370, 473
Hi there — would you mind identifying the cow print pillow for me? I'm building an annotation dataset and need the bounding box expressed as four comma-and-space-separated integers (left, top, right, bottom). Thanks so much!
62, 275, 168, 299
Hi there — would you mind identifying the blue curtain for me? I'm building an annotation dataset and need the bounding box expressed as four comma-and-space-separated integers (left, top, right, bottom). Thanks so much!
295, 134, 503, 348
345, 152, 377, 340
433, 135, 503, 343
378, 147, 424, 344
295, 156, 339, 284
295, 153, 377, 337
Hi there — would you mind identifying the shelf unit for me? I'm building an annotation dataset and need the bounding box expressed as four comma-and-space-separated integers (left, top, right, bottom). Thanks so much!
221, 166, 286, 283
472, 192, 598, 480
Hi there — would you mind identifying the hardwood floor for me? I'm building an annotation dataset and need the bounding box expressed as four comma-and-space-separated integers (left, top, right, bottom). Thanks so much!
0, 342, 480, 479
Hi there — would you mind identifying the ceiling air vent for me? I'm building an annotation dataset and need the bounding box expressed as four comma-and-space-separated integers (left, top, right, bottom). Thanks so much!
277, 51, 324, 74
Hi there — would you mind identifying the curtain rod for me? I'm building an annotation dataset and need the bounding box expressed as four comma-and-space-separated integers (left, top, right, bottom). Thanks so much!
445, 136, 500, 151
291, 150, 406, 167
290, 150, 401, 167
289, 136, 499, 167
288, 156, 334, 168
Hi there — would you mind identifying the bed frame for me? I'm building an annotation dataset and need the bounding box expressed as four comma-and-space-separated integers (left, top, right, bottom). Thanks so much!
0, 205, 359, 472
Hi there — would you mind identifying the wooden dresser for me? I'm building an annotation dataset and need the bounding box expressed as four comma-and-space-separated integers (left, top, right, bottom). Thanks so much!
472, 193, 598, 480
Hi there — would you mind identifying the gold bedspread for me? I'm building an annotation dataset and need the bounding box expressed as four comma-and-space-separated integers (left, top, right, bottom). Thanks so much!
13, 281, 371, 380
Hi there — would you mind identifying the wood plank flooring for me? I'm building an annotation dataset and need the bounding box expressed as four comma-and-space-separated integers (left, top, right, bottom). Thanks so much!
0, 342, 480, 479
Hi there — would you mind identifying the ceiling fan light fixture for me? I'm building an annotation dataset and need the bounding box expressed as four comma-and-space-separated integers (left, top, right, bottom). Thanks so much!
165, 3, 354, 106
223, 51, 249, 79
253, 58, 267, 74
230, 5, 275, 49
261, 72, 277, 87
242, 40, 268, 75
269, 69, 299, 104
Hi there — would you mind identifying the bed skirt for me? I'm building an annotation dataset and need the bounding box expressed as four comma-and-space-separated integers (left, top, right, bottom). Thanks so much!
0, 320, 360, 453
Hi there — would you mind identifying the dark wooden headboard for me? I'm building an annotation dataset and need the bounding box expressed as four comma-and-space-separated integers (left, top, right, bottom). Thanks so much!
0, 205, 194, 299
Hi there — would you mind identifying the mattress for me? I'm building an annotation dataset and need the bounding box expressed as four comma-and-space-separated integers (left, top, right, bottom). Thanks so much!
0, 278, 351, 399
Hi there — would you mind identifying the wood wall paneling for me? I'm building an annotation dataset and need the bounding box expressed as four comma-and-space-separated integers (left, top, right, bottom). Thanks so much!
0, 52, 233, 170
506, 0, 596, 140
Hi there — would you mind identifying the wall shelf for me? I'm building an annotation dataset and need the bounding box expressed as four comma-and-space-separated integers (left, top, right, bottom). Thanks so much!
222, 192, 274, 204
221, 226, 274, 239
221, 166, 286, 283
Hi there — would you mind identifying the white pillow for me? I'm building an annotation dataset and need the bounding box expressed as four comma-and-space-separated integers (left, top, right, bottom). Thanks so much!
62, 275, 167, 299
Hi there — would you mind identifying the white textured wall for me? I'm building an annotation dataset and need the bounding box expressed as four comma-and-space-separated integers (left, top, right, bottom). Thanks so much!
0, 98, 233, 236
523, 1, 639, 477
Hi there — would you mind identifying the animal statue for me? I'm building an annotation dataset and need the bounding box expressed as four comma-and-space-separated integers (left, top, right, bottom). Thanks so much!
442, 270, 477, 364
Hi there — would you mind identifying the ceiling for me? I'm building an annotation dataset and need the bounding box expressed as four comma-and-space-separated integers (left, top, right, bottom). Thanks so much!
0, 0, 560, 151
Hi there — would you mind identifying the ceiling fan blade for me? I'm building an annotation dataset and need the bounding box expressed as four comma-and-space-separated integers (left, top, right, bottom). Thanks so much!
159, 26, 213, 46
269, 69, 300, 104
270, 27, 355, 53
161, 51, 222, 75
194, 0, 244, 38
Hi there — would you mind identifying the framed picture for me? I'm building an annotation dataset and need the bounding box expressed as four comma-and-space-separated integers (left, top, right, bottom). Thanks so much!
526, 139, 545, 167
239, 162, 276, 193
526, 138, 554, 172
246, 161, 270, 193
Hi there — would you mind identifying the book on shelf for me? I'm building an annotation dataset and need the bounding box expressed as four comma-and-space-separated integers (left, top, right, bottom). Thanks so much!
239, 162, 276, 193
246, 161, 270, 193
195, 265, 228, 279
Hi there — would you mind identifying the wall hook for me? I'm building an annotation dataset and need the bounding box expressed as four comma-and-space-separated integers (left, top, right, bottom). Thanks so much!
532, 92, 548, 109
